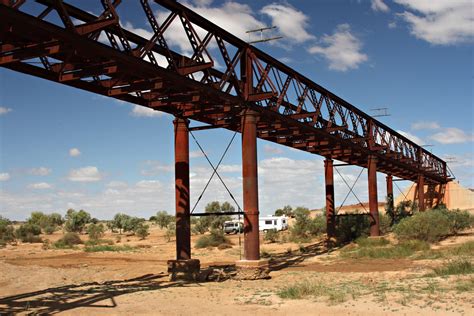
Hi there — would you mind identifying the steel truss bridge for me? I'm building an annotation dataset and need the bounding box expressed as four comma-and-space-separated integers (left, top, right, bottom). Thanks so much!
0, 0, 452, 264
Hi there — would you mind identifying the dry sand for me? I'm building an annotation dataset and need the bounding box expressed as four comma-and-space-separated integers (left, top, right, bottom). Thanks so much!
0, 226, 473, 315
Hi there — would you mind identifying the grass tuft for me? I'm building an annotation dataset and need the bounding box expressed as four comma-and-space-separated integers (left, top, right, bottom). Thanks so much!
432, 259, 473, 276
84, 245, 135, 252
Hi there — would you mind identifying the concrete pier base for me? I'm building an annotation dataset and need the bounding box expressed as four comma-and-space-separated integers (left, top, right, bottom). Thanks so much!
167, 259, 200, 281
234, 259, 270, 280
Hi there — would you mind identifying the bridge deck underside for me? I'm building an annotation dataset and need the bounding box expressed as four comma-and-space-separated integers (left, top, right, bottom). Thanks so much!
0, 1, 448, 184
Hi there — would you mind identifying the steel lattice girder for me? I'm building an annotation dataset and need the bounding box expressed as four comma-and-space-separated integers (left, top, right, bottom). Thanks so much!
0, 0, 451, 184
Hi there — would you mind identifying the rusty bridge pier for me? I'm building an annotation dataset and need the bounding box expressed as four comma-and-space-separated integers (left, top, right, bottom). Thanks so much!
418, 175, 425, 211
368, 155, 380, 236
324, 158, 336, 239
168, 117, 200, 281
236, 109, 269, 279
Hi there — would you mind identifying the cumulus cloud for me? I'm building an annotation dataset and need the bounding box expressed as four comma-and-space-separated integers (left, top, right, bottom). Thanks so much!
0, 106, 12, 115
28, 182, 52, 190
430, 127, 474, 144
308, 24, 368, 71
29, 167, 52, 176
130, 105, 163, 118
68, 166, 102, 182
394, 0, 474, 45
411, 121, 440, 130
0, 173, 10, 181
397, 130, 424, 145
260, 4, 315, 43
371, 0, 390, 12
69, 148, 81, 157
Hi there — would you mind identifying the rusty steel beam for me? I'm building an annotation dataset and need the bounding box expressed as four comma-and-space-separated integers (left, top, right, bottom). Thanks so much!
174, 117, 191, 260
241, 109, 260, 261
368, 155, 380, 236
324, 158, 336, 238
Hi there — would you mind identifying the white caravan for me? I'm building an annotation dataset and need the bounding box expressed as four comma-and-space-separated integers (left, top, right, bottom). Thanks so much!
259, 216, 288, 231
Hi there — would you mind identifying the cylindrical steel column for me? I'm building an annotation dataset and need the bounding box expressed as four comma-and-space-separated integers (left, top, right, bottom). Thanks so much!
386, 174, 394, 212
418, 175, 425, 211
368, 155, 380, 236
174, 117, 191, 260
324, 158, 336, 238
241, 109, 260, 261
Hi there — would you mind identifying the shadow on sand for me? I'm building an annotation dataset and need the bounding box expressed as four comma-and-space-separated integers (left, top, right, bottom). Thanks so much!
268, 240, 331, 271
0, 273, 197, 314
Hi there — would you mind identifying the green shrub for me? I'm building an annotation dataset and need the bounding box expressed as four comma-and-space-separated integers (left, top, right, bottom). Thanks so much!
195, 229, 230, 248
191, 217, 208, 235
28, 212, 63, 234
165, 222, 175, 242
53, 232, 83, 248
15, 223, 42, 243
84, 238, 114, 246
264, 229, 279, 243
290, 208, 326, 242
394, 209, 451, 242
379, 214, 392, 235
86, 223, 105, 241
134, 223, 150, 240
441, 209, 473, 234
0, 216, 15, 244
64, 209, 91, 233
335, 215, 370, 243
154, 211, 173, 229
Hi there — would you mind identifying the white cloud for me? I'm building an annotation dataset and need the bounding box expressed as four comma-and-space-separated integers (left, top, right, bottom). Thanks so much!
107, 181, 128, 189
260, 4, 315, 43
388, 21, 397, 29
394, 0, 474, 45
141, 161, 174, 176
308, 24, 368, 71
29, 167, 52, 176
28, 182, 52, 190
69, 148, 81, 157
68, 166, 102, 182
190, 150, 204, 158
155, 1, 265, 54
371, 0, 390, 12
131, 105, 163, 118
411, 121, 440, 130
0, 173, 10, 181
264, 144, 284, 155
397, 130, 424, 145
430, 127, 474, 144
0, 106, 12, 115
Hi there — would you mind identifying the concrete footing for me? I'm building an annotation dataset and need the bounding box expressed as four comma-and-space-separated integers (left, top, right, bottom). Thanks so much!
167, 259, 200, 281
234, 259, 270, 280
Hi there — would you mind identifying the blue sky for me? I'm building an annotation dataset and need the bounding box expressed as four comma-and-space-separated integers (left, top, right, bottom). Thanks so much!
0, 0, 473, 220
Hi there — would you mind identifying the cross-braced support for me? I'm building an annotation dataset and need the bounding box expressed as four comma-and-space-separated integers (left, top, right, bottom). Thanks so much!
368, 155, 380, 236
324, 158, 336, 238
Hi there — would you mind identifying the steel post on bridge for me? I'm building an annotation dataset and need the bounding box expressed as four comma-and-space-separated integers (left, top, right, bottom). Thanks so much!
418, 175, 425, 211
236, 109, 269, 279
168, 117, 200, 281
324, 158, 336, 239
368, 155, 380, 236
386, 174, 394, 213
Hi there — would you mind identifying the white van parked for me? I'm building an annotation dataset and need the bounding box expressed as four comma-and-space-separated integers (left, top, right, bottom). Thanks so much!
259, 216, 288, 232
